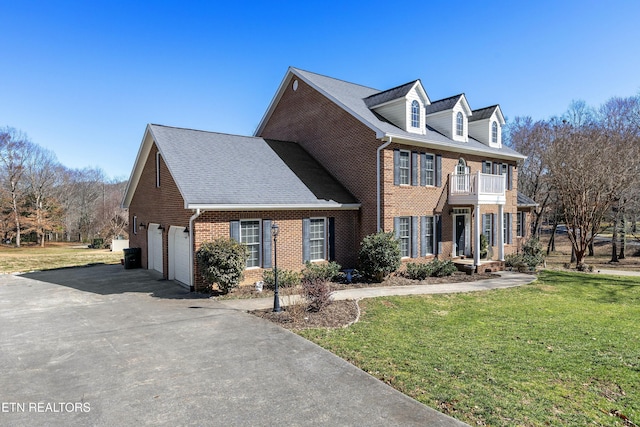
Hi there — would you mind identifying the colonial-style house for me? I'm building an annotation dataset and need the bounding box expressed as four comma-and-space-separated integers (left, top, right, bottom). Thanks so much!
123, 67, 532, 290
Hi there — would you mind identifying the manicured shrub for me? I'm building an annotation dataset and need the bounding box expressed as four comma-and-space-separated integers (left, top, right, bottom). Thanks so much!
301, 261, 342, 282
196, 238, 248, 294
404, 262, 433, 280
302, 278, 332, 312
358, 231, 401, 282
430, 259, 458, 277
507, 238, 545, 271
480, 234, 489, 258
404, 259, 458, 280
262, 268, 301, 290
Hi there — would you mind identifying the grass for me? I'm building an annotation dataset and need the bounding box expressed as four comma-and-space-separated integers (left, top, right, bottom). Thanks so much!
299, 270, 640, 426
0, 242, 123, 273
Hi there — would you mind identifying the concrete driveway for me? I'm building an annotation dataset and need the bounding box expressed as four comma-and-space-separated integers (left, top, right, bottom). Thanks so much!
0, 264, 466, 426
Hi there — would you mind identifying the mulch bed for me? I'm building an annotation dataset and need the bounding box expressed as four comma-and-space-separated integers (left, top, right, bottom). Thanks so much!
248, 271, 500, 330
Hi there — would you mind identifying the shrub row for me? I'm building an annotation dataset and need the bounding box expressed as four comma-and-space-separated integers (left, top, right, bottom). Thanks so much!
404, 259, 458, 280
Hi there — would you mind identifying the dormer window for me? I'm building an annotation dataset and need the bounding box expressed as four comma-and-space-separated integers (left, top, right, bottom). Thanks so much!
411, 100, 420, 128
456, 112, 464, 136
491, 121, 498, 143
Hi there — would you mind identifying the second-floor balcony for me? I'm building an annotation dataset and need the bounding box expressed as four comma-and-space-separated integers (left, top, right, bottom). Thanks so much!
448, 171, 506, 205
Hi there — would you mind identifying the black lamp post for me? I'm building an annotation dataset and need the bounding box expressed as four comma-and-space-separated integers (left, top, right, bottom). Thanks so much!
271, 223, 281, 312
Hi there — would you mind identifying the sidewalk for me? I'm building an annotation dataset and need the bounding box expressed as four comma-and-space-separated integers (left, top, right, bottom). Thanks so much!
596, 268, 640, 277
218, 271, 537, 311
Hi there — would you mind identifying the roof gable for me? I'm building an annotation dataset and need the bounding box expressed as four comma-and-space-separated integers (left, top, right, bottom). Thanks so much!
123, 124, 359, 209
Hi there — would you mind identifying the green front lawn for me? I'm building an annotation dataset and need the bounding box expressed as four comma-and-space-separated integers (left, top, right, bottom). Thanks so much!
299, 270, 640, 426
0, 243, 123, 273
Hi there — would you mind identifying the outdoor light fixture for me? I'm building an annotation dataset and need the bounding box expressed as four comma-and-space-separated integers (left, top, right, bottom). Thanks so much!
183, 227, 189, 233
271, 222, 281, 313
139, 222, 146, 229
158, 224, 165, 231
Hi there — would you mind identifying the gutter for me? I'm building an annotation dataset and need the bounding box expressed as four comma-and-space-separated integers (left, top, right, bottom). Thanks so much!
377, 136, 392, 231
185, 203, 361, 211
188, 208, 202, 292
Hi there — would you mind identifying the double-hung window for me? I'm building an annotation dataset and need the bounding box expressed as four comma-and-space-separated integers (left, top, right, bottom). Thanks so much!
424, 216, 434, 254
309, 218, 326, 261
456, 112, 464, 136
240, 220, 261, 268
411, 100, 420, 128
423, 154, 434, 186
398, 217, 410, 258
482, 161, 492, 174
483, 214, 493, 245
491, 121, 498, 143
399, 150, 410, 185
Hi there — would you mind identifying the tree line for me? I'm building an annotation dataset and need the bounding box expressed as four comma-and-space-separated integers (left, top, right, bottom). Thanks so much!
506, 94, 640, 269
0, 126, 128, 247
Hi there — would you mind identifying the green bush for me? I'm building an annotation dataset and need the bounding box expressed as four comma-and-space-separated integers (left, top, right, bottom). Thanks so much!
480, 234, 488, 258
262, 268, 301, 290
506, 238, 545, 271
301, 261, 342, 282
196, 238, 248, 294
404, 262, 433, 280
91, 238, 104, 249
404, 259, 458, 280
358, 231, 401, 282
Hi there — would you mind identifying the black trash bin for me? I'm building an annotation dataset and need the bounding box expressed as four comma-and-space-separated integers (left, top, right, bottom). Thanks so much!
123, 248, 141, 269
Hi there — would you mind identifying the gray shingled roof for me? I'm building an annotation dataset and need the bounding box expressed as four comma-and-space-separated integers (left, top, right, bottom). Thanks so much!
425, 94, 464, 114
148, 124, 358, 207
290, 68, 525, 160
517, 192, 538, 207
469, 105, 498, 122
364, 80, 418, 108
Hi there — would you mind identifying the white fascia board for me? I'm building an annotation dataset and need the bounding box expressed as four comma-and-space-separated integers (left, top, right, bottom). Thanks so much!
122, 125, 154, 208
382, 132, 527, 161
458, 95, 473, 116
412, 80, 431, 105
185, 203, 361, 211
494, 106, 506, 125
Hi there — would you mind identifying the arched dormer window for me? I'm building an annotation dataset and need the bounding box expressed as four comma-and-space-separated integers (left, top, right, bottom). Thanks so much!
491, 121, 498, 143
456, 112, 464, 136
411, 100, 420, 128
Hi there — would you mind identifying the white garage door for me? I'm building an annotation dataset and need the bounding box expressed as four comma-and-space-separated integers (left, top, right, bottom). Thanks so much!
169, 226, 190, 287
147, 224, 163, 274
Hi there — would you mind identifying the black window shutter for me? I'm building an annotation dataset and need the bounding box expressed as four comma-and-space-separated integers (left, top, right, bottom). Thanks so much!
393, 217, 400, 239
411, 216, 418, 258
393, 149, 400, 185
420, 216, 427, 257
262, 219, 272, 268
328, 217, 335, 261
508, 165, 513, 190
522, 212, 527, 237
435, 215, 442, 255
302, 218, 310, 263
491, 213, 496, 246
420, 153, 426, 186
435, 154, 442, 187
230, 220, 240, 241
411, 152, 418, 186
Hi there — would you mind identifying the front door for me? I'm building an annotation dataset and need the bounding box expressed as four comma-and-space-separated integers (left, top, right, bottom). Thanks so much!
455, 215, 465, 256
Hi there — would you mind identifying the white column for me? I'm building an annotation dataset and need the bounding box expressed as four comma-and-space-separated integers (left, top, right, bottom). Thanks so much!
498, 204, 505, 261
474, 204, 481, 267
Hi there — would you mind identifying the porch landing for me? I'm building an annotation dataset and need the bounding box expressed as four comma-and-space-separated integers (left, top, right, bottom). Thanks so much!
454, 258, 505, 274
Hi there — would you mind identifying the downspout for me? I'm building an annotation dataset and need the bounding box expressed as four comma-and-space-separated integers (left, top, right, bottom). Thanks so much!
377, 136, 392, 231
188, 208, 202, 292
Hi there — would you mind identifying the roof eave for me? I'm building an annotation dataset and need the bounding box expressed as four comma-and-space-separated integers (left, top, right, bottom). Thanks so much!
184, 203, 361, 211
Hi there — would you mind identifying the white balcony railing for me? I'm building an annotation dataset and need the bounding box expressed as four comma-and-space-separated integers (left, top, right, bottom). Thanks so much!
449, 172, 506, 204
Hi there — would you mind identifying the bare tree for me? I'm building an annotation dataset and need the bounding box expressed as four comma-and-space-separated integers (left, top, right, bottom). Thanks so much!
546, 98, 640, 268
23, 144, 61, 247
0, 127, 32, 247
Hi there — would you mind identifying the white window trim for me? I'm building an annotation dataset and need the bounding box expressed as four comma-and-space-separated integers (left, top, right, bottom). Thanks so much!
516, 212, 524, 237
424, 215, 435, 255
456, 112, 464, 136
491, 121, 498, 144
240, 219, 262, 269
309, 217, 327, 262
398, 216, 411, 258
483, 214, 493, 244
411, 100, 420, 128
424, 153, 435, 187
399, 149, 411, 186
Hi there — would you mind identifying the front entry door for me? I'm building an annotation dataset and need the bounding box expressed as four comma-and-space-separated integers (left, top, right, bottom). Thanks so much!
455, 215, 465, 256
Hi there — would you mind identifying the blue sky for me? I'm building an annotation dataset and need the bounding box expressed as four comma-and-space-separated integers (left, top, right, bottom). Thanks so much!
1, 0, 639, 180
